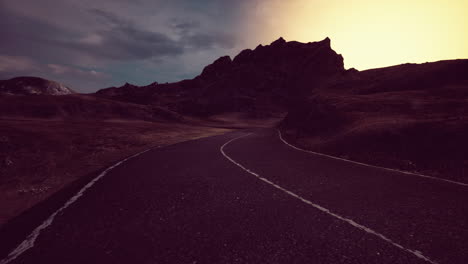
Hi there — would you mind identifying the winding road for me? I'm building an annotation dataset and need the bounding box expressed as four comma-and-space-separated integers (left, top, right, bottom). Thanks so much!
1, 129, 467, 264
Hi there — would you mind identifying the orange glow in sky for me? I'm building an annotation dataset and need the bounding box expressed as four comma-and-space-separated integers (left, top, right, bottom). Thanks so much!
245, 0, 468, 70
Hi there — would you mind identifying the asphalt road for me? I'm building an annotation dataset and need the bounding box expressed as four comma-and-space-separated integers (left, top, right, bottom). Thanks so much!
1, 129, 467, 264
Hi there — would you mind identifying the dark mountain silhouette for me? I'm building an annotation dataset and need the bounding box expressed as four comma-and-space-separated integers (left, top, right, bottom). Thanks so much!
0, 77, 76, 96
96, 37, 346, 115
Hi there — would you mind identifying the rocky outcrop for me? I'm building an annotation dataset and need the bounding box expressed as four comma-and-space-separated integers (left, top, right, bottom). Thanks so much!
0, 77, 75, 96
200, 56, 233, 80
95, 37, 346, 115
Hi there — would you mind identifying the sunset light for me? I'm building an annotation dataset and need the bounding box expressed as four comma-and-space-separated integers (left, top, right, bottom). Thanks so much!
247, 0, 468, 69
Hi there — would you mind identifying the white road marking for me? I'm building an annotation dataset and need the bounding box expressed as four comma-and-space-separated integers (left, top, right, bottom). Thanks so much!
220, 133, 439, 264
0, 148, 155, 264
277, 129, 468, 187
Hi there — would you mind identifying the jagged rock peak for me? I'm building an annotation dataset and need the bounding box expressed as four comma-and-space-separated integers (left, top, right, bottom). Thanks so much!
271, 37, 286, 46
200, 55, 232, 78
213, 56, 232, 65
255, 44, 264, 50
121, 82, 139, 89
319, 37, 331, 47
233, 49, 253, 64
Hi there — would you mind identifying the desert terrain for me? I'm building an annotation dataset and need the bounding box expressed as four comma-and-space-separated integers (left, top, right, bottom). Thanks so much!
2, 39, 467, 228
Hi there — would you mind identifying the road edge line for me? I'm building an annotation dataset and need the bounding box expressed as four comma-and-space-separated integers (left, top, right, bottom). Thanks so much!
277, 129, 468, 187
220, 133, 438, 264
0, 148, 155, 264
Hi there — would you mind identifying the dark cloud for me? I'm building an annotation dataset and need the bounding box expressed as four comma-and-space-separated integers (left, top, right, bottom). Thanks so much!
182, 33, 236, 50
88, 8, 133, 28
63, 9, 186, 60
0, 4, 77, 62
0, 6, 185, 62
170, 19, 201, 35
0, 0, 246, 91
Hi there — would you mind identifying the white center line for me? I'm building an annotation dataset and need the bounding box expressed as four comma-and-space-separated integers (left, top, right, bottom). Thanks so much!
220, 133, 438, 264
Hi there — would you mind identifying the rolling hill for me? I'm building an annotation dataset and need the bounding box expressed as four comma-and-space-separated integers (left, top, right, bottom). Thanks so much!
0, 77, 75, 96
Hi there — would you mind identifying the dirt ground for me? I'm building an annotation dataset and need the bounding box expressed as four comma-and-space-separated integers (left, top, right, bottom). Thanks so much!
0, 118, 234, 227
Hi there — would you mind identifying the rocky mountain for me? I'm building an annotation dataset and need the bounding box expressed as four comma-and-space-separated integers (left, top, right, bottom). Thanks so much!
0, 77, 76, 96
95, 37, 346, 115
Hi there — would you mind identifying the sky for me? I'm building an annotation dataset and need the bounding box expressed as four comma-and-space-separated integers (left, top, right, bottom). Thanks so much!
1, 0, 467, 92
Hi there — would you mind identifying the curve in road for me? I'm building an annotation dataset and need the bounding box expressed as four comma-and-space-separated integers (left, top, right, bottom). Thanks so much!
1, 129, 467, 264
221, 133, 437, 264
277, 129, 468, 187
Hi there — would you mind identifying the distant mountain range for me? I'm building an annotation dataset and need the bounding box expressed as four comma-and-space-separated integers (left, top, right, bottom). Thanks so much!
0, 76, 180, 121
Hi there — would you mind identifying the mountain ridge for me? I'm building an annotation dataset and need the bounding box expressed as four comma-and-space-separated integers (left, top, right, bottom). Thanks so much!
95, 37, 346, 115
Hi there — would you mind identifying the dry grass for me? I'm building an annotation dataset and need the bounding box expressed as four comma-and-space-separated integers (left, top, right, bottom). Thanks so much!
0, 119, 233, 226
200, 112, 285, 128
